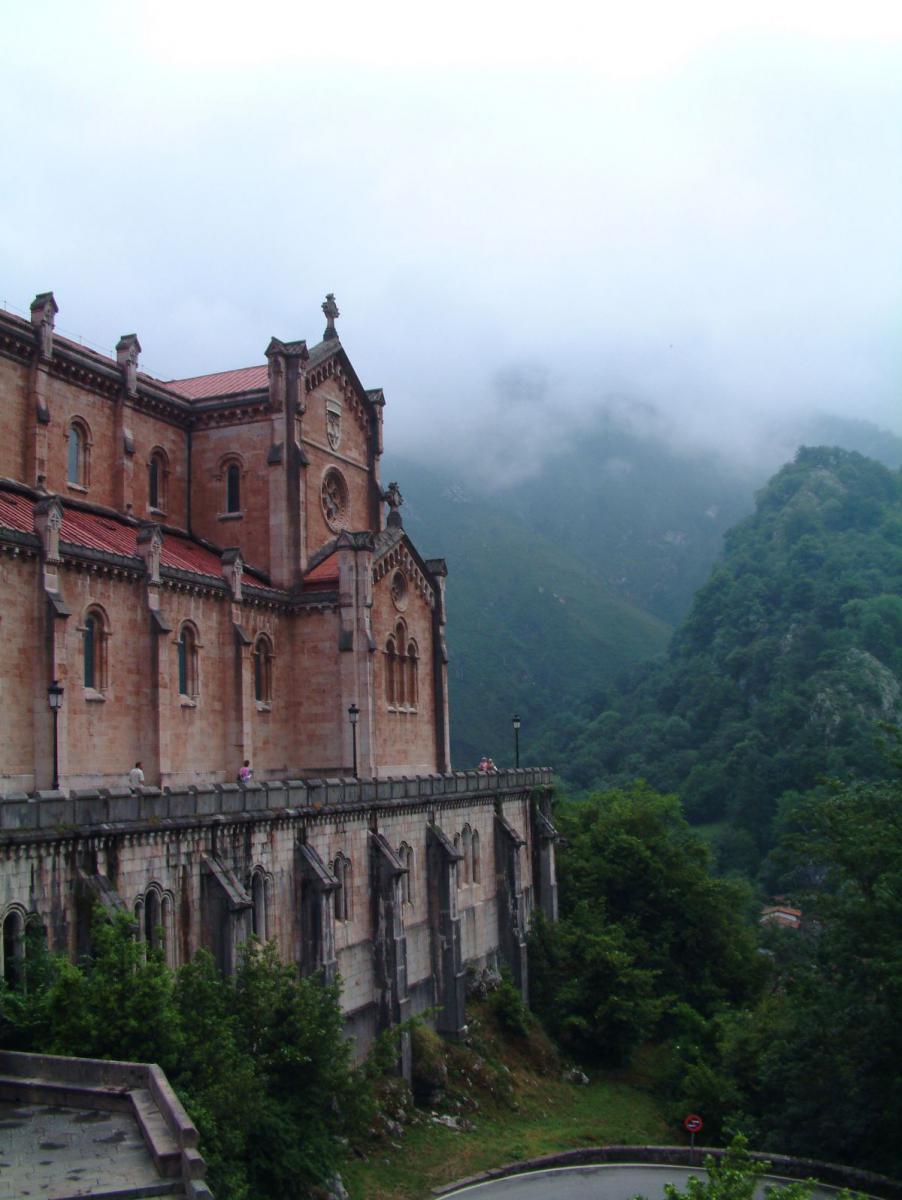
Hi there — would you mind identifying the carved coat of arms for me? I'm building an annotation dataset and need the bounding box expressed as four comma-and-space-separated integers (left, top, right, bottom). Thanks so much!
326, 400, 342, 450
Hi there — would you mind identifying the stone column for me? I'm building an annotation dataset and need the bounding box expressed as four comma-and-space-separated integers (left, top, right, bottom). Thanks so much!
370, 831, 411, 1078
137, 524, 170, 785
426, 559, 451, 773
297, 841, 339, 983
221, 549, 253, 769
426, 822, 466, 1035
115, 335, 141, 515
26, 292, 57, 489
494, 808, 529, 1001
265, 337, 309, 589
33, 497, 70, 790
337, 532, 376, 778
531, 798, 559, 924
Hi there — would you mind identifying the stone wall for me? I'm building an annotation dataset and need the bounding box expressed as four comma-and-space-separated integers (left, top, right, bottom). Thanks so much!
0, 768, 557, 1060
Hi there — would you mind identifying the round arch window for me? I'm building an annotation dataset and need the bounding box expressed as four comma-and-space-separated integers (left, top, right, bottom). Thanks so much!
321, 469, 349, 530
390, 569, 409, 612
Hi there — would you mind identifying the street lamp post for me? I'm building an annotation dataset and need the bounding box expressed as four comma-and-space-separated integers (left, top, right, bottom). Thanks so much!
348, 703, 360, 778
47, 680, 64, 790
512, 713, 521, 770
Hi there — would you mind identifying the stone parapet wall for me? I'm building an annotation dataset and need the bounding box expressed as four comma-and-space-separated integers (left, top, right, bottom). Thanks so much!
0, 767, 554, 834
0, 770, 558, 1065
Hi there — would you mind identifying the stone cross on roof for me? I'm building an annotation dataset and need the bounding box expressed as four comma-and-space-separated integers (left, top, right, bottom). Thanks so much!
322, 293, 340, 341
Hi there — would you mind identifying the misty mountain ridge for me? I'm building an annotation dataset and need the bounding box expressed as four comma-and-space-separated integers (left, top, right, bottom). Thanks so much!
384, 410, 902, 770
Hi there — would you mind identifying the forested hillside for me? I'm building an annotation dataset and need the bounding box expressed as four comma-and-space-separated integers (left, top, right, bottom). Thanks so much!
391, 458, 672, 767
541, 447, 902, 859
387, 411, 902, 773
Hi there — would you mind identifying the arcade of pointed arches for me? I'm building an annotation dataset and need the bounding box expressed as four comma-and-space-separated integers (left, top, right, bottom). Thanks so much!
384, 618, 419, 710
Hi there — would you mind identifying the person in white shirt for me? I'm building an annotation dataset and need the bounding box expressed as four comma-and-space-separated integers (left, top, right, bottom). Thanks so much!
128, 761, 145, 789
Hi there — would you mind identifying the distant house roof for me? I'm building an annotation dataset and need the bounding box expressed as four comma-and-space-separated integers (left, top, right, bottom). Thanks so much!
760, 904, 802, 930
0, 487, 264, 582
164, 364, 269, 401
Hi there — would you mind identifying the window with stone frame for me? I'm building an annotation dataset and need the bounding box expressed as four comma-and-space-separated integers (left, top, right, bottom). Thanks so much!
134, 885, 173, 965
176, 622, 200, 698
386, 620, 417, 709
1, 907, 26, 989
148, 447, 169, 511
250, 868, 269, 939
398, 842, 414, 903
253, 634, 274, 705
406, 638, 419, 708
385, 635, 398, 705
461, 826, 473, 885
333, 854, 352, 922
81, 605, 110, 692
218, 456, 243, 516
66, 418, 91, 488
471, 829, 481, 884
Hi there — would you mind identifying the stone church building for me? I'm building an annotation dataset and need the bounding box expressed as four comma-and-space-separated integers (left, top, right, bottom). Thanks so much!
0, 292, 557, 1055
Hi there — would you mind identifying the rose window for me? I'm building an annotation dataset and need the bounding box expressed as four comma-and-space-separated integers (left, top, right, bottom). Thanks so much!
321, 469, 349, 529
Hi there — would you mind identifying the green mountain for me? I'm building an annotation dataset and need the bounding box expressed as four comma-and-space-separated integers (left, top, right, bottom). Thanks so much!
387, 414, 902, 773
556, 447, 902, 857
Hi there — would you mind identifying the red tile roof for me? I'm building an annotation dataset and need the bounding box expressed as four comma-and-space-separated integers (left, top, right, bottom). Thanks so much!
165, 365, 269, 401
304, 552, 339, 588
0, 489, 256, 581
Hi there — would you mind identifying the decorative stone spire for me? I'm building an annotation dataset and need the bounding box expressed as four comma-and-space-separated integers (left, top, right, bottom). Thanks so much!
116, 333, 141, 395
137, 522, 163, 584
221, 547, 244, 601
33, 496, 64, 564
322, 293, 340, 341
30, 292, 59, 360
383, 481, 404, 529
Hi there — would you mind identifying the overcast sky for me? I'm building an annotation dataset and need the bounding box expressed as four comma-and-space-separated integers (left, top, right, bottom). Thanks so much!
3, 1, 902, 477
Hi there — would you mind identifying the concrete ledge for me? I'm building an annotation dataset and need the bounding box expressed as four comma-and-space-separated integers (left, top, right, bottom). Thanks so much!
0, 1050, 210, 1198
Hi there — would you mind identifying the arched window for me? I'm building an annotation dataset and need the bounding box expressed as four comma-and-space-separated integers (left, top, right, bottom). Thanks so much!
395, 621, 408, 707
406, 639, 419, 708
253, 635, 274, 704
176, 623, 199, 698
251, 869, 268, 939
454, 834, 462, 888
226, 462, 241, 514
461, 826, 472, 886
148, 448, 168, 511
472, 829, 481, 884
1, 909, 24, 989
136, 886, 173, 965
398, 842, 413, 903
333, 855, 352, 922
67, 419, 91, 487
82, 606, 109, 691
385, 636, 397, 706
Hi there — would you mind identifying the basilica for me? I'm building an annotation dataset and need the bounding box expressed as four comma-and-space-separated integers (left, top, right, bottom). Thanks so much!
0, 292, 450, 791
0, 292, 557, 1055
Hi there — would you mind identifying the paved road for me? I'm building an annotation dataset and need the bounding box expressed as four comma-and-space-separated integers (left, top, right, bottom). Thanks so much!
442, 1163, 842, 1200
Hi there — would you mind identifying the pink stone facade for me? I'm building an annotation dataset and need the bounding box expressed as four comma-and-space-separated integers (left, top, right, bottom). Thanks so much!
0, 292, 558, 1058
0, 293, 449, 792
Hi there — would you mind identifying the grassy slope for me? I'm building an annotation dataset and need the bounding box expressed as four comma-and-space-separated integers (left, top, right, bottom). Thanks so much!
342, 1008, 671, 1200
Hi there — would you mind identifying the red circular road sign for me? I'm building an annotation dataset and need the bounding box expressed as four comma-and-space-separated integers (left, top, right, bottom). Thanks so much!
683, 1114, 704, 1133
